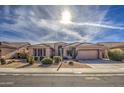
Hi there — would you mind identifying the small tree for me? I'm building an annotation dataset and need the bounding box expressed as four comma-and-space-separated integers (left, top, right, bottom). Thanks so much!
53, 56, 62, 64
108, 48, 124, 61
0, 58, 6, 65
26, 55, 35, 65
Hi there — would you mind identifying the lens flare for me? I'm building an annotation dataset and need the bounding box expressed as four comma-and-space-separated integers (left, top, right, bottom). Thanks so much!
60, 10, 72, 24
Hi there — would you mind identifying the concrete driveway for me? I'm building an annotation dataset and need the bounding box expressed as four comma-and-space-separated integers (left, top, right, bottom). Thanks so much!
79, 59, 123, 64
79, 59, 124, 70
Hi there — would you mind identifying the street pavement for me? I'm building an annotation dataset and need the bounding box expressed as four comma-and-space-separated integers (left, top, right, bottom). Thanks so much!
0, 63, 124, 87
0, 73, 124, 87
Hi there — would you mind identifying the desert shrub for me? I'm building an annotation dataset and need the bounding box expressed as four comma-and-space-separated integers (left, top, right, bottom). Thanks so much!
26, 55, 35, 64
41, 57, 53, 65
26, 55, 30, 62
0, 58, 6, 65
53, 56, 62, 64
108, 48, 124, 61
29, 56, 35, 64
68, 61, 74, 65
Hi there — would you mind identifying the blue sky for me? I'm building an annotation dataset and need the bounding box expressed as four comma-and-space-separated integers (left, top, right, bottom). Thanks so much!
0, 5, 124, 44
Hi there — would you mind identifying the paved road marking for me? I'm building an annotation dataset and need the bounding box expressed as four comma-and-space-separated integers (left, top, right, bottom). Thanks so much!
0, 82, 14, 85
85, 76, 101, 80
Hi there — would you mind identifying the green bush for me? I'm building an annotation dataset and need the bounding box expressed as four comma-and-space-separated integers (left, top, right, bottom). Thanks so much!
30, 56, 35, 64
0, 58, 6, 65
108, 48, 124, 61
53, 56, 62, 64
41, 57, 53, 65
26, 55, 30, 62
26, 55, 35, 64
68, 61, 74, 65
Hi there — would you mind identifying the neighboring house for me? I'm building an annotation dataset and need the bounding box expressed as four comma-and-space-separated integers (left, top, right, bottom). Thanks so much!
0, 41, 30, 59
1, 41, 124, 60
98, 42, 124, 51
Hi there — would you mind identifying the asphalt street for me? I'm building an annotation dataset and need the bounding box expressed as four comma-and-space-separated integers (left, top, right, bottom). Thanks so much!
0, 73, 124, 87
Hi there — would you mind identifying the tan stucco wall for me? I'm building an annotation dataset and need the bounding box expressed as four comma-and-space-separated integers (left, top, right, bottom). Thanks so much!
98, 50, 103, 59
18, 46, 28, 53
1, 48, 15, 57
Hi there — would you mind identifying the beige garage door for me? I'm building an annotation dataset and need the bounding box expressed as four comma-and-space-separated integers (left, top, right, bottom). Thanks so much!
77, 50, 98, 59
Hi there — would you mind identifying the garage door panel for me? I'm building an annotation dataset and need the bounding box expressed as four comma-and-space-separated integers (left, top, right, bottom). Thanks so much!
77, 50, 98, 59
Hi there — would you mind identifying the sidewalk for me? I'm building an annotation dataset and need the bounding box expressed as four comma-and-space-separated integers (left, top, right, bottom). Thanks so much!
0, 67, 124, 74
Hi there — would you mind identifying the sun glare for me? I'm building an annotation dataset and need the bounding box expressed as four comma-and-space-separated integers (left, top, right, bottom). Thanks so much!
60, 10, 72, 24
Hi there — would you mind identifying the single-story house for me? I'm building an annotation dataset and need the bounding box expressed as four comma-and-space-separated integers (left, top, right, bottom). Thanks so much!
98, 42, 124, 51
0, 42, 30, 59
1, 41, 124, 61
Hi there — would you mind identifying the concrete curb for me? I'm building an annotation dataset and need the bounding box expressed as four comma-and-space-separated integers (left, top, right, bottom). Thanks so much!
1, 71, 124, 74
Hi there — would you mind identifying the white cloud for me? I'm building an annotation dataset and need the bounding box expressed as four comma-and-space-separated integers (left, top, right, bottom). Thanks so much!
71, 22, 124, 30
0, 5, 124, 43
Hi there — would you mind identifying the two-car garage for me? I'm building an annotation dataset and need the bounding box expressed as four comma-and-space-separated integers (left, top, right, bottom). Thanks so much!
64, 43, 105, 60
75, 43, 105, 60
76, 49, 99, 60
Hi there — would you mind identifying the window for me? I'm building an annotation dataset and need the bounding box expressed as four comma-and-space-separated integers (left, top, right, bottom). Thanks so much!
43, 48, 46, 56
38, 49, 40, 56
67, 50, 70, 56
33, 48, 46, 57
33, 48, 37, 56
